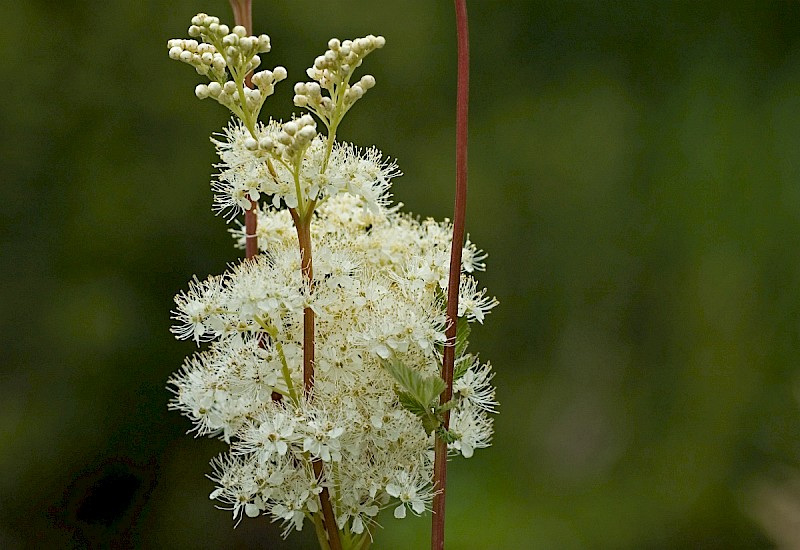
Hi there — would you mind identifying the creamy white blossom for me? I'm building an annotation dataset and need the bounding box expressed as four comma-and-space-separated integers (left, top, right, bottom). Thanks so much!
167, 12, 497, 542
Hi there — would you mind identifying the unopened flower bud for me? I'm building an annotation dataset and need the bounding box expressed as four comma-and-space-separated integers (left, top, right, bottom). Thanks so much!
360, 75, 376, 89
195, 84, 210, 99
207, 81, 222, 96
299, 126, 316, 140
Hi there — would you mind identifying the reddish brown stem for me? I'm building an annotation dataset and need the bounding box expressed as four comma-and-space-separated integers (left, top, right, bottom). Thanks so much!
230, 0, 257, 259
229, 3, 338, 549
291, 211, 316, 392
432, 1, 469, 549
290, 206, 340, 550
245, 199, 258, 258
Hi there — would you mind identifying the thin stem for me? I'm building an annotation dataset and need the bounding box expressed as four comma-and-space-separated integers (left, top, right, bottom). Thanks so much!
312, 512, 333, 550
432, 1, 469, 549
229, 0, 252, 38
230, 0, 259, 259
290, 211, 342, 550
313, 460, 341, 550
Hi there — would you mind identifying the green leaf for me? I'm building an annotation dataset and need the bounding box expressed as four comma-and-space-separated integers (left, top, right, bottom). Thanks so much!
385, 359, 446, 408
454, 316, 471, 358
396, 391, 428, 418
422, 415, 441, 435
385, 359, 449, 434
453, 353, 473, 382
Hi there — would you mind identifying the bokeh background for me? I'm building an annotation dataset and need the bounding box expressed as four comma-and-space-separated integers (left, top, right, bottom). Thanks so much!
4, 0, 800, 548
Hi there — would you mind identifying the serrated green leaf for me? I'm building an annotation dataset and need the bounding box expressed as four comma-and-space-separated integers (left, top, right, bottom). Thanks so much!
453, 353, 473, 382
385, 359, 446, 408
455, 316, 471, 357
396, 390, 428, 417
422, 375, 447, 404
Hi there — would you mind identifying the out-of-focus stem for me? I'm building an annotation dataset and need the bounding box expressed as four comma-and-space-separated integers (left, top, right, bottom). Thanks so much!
432, 1, 469, 549
229, 0, 252, 41
229, 0, 258, 259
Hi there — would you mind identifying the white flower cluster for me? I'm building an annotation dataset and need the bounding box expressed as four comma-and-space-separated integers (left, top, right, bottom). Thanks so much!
171, 190, 497, 534
210, 120, 399, 218
167, 12, 498, 542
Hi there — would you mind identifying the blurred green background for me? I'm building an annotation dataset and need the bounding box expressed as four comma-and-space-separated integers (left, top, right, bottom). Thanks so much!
4, 0, 800, 548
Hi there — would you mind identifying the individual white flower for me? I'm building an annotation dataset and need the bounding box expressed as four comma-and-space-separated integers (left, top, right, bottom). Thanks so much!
235, 408, 298, 465
453, 360, 498, 414
385, 469, 432, 519
448, 404, 494, 459
302, 417, 346, 463
457, 275, 499, 324
462, 236, 488, 273
171, 275, 227, 343
207, 454, 262, 523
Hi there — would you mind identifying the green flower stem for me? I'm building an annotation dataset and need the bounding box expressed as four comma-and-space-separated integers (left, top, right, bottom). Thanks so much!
236, 73, 256, 137
254, 316, 300, 406
293, 166, 307, 216
338, 524, 371, 550
312, 513, 333, 550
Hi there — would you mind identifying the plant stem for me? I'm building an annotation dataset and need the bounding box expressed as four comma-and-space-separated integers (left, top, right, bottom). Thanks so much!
229, 0, 252, 37
229, 0, 259, 259
292, 213, 316, 392
432, 1, 469, 549
290, 206, 341, 550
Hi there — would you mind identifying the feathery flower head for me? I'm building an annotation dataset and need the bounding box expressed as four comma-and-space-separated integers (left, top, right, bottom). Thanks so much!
166, 12, 497, 542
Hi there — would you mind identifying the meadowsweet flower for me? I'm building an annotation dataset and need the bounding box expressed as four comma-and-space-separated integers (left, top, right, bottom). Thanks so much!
167, 12, 498, 544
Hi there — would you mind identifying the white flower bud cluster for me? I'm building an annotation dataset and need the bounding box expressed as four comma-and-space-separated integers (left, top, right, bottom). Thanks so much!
187, 13, 271, 72
294, 36, 385, 125
273, 115, 317, 165
170, 189, 497, 535
168, 38, 227, 81
168, 14, 285, 123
